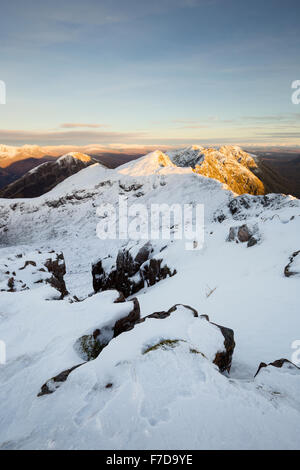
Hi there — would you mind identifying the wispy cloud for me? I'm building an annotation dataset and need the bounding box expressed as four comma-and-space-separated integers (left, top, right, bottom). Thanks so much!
241, 113, 300, 123
0, 129, 146, 145
60, 123, 110, 129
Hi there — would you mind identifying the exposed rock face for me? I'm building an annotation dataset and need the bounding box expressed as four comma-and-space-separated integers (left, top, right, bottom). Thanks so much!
193, 146, 265, 196
167, 145, 205, 168
37, 363, 85, 396
228, 224, 259, 247
0, 152, 99, 198
254, 358, 300, 377
0, 250, 68, 298
92, 243, 176, 297
113, 298, 140, 337
44, 253, 68, 298
284, 250, 300, 278
168, 145, 293, 197
210, 322, 235, 372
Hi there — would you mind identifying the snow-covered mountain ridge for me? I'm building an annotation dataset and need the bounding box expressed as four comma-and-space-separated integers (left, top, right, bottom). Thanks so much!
0, 152, 102, 198
0, 145, 299, 449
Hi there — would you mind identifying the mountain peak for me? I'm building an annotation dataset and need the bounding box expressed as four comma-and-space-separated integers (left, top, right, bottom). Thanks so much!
0, 151, 97, 198
118, 150, 176, 176
57, 152, 93, 164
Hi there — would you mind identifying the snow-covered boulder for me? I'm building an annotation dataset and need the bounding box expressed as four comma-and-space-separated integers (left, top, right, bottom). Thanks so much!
36, 302, 234, 398
137, 305, 235, 373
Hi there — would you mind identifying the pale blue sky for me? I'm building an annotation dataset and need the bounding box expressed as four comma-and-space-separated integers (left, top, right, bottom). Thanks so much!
0, 0, 300, 147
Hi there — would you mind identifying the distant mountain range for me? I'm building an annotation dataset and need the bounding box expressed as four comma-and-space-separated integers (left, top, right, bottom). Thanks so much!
0, 144, 299, 199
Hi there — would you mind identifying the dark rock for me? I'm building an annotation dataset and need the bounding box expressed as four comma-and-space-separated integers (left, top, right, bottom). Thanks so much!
284, 250, 300, 277
141, 258, 177, 288
247, 236, 258, 247
113, 291, 126, 303
254, 358, 300, 377
44, 253, 68, 298
114, 298, 140, 337
19, 260, 37, 270
116, 249, 137, 277
142, 303, 198, 321
134, 242, 153, 266
228, 223, 259, 248
119, 182, 143, 192
200, 314, 210, 321
37, 363, 85, 396
237, 224, 252, 243
210, 322, 235, 373
92, 243, 176, 297
7, 277, 15, 292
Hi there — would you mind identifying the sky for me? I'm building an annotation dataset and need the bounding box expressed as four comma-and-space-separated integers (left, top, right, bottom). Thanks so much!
0, 0, 300, 148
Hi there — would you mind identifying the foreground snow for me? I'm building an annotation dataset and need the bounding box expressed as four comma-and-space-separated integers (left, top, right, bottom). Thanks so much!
0, 146, 299, 449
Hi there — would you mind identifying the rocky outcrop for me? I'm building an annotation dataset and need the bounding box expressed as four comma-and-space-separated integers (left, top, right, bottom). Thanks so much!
0, 250, 68, 298
284, 250, 300, 278
228, 224, 260, 247
44, 253, 68, 298
214, 193, 298, 223
92, 243, 176, 297
254, 358, 300, 377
